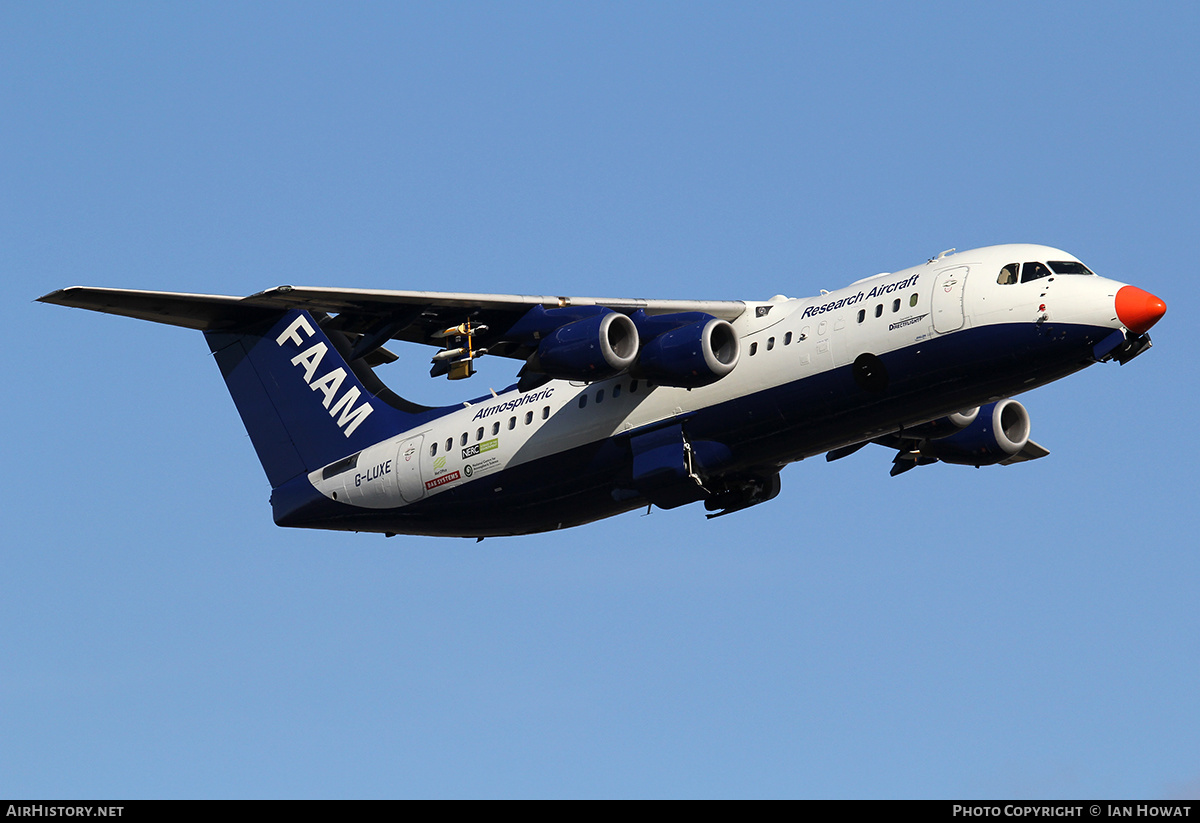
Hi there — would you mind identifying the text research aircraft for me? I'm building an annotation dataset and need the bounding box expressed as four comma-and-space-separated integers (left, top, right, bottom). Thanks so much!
40, 244, 1165, 538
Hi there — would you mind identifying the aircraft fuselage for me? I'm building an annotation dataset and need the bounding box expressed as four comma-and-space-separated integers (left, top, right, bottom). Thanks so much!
267, 244, 1161, 537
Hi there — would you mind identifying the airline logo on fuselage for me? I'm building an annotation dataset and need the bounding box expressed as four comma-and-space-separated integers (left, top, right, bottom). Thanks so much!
275, 314, 374, 437
800, 273, 921, 319
889, 313, 928, 331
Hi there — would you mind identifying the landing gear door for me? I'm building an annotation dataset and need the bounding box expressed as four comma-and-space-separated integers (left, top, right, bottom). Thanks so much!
396, 435, 426, 503
625, 424, 731, 511
932, 266, 968, 333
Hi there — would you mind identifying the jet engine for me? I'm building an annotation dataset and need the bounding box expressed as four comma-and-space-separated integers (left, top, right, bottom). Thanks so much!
508, 305, 640, 382
632, 311, 741, 388
919, 399, 1031, 467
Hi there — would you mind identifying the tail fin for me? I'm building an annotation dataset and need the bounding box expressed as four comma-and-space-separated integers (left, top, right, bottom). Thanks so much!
205, 310, 430, 487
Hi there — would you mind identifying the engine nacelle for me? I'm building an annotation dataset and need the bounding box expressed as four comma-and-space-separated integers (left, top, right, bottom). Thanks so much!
526, 310, 639, 381
921, 399, 1031, 467
903, 407, 980, 439
632, 311, 740, 388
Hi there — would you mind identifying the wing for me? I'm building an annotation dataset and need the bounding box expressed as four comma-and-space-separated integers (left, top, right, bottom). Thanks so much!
38, 285, 748, 370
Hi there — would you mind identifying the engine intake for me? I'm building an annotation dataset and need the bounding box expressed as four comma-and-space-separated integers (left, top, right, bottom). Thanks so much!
511, 307, 639, 381
922, 399, 1031, 466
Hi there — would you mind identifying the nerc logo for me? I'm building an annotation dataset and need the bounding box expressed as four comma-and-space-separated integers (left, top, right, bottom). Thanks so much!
462, 438, 498, 460
275, 315, 375, 437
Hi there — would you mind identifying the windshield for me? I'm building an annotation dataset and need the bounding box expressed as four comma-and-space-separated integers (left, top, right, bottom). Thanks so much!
1048, 261, 1095, 275
1021, 262, 1053, 283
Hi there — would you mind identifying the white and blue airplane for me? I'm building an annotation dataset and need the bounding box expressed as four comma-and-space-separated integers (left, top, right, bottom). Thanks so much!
40, 244, 1165, 538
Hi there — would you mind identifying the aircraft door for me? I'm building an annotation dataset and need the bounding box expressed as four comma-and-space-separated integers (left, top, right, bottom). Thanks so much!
396, 435, 426, 503
932, 266, 969, 333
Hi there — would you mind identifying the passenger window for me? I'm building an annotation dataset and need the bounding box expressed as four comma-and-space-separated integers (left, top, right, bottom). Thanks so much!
579, 394, 587, 409
630, 380, 638, 393
542, 406, 550, 420
857, 309, 865, 323
492, 422, 500, 436
1021, 262, 1052, 283
997, 263, 1019, 285
524, 411, 533, 425
508, 416, 516, 430
767, 337, 775, 351
476, 427, 483, 441
910, 293, 918, 307
750, 342, 758, 356
445, 438, 452, 452
430, 442, 438, 457
596, 389, 604, 403
460, 433, 468, 446
613, 384, 621, 399
875, 304, 883, 318
785, 332, 792, 345
892, 299, 900, 312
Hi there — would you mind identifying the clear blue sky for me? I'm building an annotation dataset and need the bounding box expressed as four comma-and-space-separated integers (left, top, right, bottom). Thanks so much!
3, 1, 1197, 798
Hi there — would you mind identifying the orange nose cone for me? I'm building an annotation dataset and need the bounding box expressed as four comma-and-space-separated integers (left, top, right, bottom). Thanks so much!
1116, 285, 1167, 334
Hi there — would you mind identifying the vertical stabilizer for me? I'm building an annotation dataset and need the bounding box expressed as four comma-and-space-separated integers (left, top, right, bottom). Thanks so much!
205, 310, 425, 487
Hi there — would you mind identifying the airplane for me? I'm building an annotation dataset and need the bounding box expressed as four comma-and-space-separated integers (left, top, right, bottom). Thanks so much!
39, 243, 1166, 539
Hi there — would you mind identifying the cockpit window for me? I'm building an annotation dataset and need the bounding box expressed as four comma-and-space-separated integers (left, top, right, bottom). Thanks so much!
997, 263, 1019, 285
1021, 262, 1053, 283
1048, 261, 1095, 276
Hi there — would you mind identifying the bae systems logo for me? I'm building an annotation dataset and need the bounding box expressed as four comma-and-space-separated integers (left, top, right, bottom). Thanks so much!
425, 471, 461, 490
275, 315, 375, 437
